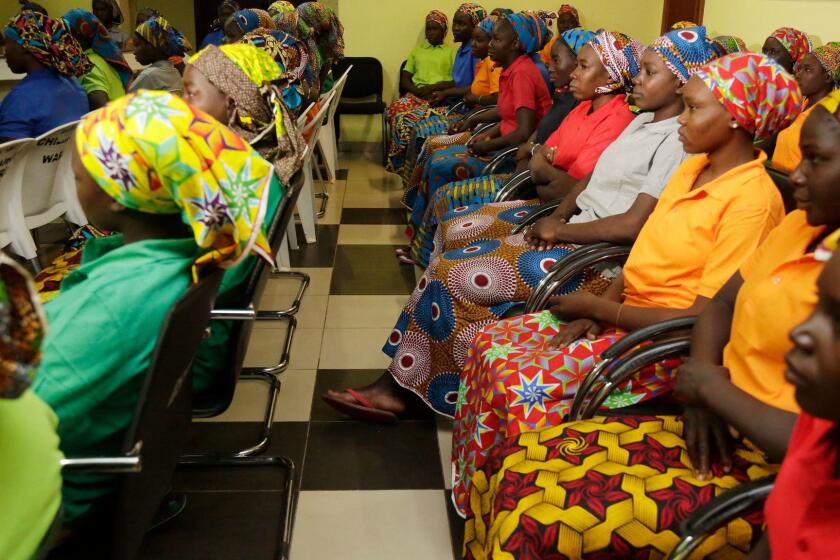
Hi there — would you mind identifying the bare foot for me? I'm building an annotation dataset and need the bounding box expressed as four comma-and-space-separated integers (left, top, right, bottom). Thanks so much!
326, 372, 427, 417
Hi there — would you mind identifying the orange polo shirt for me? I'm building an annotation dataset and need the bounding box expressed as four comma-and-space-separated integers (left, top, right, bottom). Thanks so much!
723, 211, 829, 413
622, 152, 785, 309
470, 57, 501, 96
771, 104, 814, 173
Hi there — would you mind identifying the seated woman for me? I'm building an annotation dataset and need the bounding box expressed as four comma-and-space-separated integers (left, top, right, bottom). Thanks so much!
451, 52, 802, 520
223, 8, 271, 43
62, 9, 131, 110
129, 16, 191, 94
458, 89, 839, 559
199, 0, 239, 49
0, 256, 63, 560
759, 235, 840, 559
0, 11, 89, 142
406, 13, 555, 257
288, 2, 344, 94
268, 1, 296, 22
32, 90, 275, 526
383, 10, 457, 173
400, 28, 589, 267
412, 29, 640, 267
772, 42, 839, 173
91, 0, 126, 49
240, 29, 316, 114
762, 26, 811, 74
538, 3, 580, 65
323, 29, 692, 423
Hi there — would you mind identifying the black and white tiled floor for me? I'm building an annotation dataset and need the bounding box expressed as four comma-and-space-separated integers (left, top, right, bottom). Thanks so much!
139, 152, 464, 559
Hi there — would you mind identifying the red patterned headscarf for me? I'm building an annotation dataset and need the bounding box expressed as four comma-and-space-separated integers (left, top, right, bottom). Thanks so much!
696, 52, 805, 141
769, 27, 812, 64
456, 3, 486, 27
426, 10, 448, 33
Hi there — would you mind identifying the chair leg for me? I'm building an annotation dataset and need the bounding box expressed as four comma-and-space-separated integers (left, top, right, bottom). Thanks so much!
297, 164, 318, 244
318, 125, 338, 182
277, 235, 292, 271
268, 270, 310, 315
176, 455, 297, 560
285, 219, 299, 251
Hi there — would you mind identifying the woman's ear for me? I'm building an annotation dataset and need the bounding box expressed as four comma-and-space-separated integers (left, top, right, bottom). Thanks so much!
225, 95, 236, 122
675, 84, 685, 95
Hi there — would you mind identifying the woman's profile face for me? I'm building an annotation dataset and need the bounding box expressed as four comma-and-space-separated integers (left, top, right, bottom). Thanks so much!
182, 65, 231, 124
568, 44, 609, 101
676, 76, 735, 154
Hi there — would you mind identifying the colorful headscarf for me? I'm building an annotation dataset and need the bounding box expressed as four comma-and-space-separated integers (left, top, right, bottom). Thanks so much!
712, 35, 747, 56
268, 1, 296, 20
251, 9, 275, 30
477, 15, 497, 35
135, 7, 161, 23
769, 27, 812, 65
426, 10, 448, 33
76, 91, 274, 273
241, 29, 312, 87
135, 16, 192, 57
696, 52, 805, 141
456, 3, 486, 27
670, 20, 698, 30
561, 27, 594, 56
19, 2, 48, 15
62, 9, 131, 87
4, 11, 92, 77
297, 2, 344, 63
229, 9, 262, 35
588, 30, 644, 93
558, 4, 579, 22
503, 11, 552, 55
0, 254, 45, 399
490, 8, 513, 17
810, 42, 840, 86
189, 44, 305, 183
650, 26, 718, 84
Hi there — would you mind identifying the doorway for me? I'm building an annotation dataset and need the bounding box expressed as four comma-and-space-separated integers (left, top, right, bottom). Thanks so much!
661, 0, 705, 33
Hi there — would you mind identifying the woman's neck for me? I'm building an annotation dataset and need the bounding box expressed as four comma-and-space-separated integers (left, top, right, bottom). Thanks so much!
700, 135, 756, 187
500, 51, 523, 69
651, 96, 684, 123
808, 87, 834, 108
590, 92, 617, 112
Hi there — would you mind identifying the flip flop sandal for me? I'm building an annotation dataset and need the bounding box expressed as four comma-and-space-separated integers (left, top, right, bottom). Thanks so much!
397, 254, 416, 265
321, 389, 400, 424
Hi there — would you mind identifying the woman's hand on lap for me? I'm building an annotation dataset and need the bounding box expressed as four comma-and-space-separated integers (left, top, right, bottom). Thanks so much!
549, 319, 603, 349
684, 406, 733, 480
526, 217, 567, 250
675, 357, 731, 406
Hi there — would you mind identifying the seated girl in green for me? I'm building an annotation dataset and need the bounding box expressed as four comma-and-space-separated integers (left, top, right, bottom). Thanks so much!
0, 255, 63, 560
33, 90, 275, 526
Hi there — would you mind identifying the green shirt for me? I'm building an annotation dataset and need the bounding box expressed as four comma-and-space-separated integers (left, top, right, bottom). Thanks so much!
0, 390, 63, 560
78, 50, 126, 101
33, 235, 198, 523
405, 40, 455, 87
191, 173, 286, 391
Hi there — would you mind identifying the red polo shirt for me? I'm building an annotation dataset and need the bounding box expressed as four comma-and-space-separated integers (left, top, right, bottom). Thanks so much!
764, 413, 840, 559
497, 54, 552, 136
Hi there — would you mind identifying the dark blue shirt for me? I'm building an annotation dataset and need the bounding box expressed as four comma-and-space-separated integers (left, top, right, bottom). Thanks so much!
452, 42, 480, 88
532, 55, 553, 92
0, 69, 89, 140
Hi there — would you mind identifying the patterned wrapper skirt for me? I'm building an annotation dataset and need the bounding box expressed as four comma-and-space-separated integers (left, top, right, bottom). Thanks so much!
451, 311, 680, 517
34, 225, 108, 302
403, 131, 472, 212
383, 238, 612, 417
402, 112, 462, 181
462, 415, 774, 560
385, 94, 448, 176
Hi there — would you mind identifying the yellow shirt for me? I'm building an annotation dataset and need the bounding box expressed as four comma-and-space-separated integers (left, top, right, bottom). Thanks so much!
622, 152, 785, 309
724, 211, 828, 413
771, 104, 814, 173
470, 56, 501, 96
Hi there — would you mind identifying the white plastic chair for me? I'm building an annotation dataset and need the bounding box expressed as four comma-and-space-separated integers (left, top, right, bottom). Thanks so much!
315, 65, 352, 183
0, 138, 36, 258
296, 90, 336, 244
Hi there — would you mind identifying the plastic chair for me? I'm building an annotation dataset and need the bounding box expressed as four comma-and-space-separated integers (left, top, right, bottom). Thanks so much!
57, 268, 225, 560
296, 90, 336, 244
0, 137, 35, 257
315, 64, 352, 184
333, 57, 387, 163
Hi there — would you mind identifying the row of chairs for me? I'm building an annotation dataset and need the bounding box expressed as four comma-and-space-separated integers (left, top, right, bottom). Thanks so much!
0, 120, 89, 270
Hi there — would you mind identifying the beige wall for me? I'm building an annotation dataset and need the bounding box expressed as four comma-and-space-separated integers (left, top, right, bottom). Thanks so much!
704, 0, 840, 50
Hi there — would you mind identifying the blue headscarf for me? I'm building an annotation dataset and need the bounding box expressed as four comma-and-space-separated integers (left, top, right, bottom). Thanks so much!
62, 9, 131, 87
503, 11, 551, 55
560, 27, 594, 56
650, 26, 719, 84
229, 9, 261, 34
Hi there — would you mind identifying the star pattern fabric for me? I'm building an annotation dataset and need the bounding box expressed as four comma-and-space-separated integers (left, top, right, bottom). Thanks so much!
451, 312, 679, 517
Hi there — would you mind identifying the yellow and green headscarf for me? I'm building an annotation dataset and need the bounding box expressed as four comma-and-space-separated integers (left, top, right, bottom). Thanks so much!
76, 91, 274, 274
